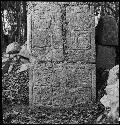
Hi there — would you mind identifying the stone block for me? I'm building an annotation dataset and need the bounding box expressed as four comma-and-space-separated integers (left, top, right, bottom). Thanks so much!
28, 2, 96, 108
96, 15, 118, 46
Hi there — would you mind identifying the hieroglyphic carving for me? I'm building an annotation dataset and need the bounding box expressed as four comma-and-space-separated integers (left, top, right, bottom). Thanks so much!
66, 31, 91, 50
28, 2, 96, 108
32, 2, 62, 48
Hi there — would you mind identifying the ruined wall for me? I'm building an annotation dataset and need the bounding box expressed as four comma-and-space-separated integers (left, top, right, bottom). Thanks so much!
28, 2, 96, 108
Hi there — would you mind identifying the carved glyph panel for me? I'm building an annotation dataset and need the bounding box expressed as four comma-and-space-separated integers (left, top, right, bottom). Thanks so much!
28, 2, 96, 108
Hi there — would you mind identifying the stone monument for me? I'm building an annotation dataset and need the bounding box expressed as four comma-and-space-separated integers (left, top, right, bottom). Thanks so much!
27, 2, 96, 108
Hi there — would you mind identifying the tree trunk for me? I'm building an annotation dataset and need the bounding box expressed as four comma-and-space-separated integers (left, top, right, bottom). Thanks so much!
16, 2, 21, 44
22, 1, 27, 43
1, 10, 5, 53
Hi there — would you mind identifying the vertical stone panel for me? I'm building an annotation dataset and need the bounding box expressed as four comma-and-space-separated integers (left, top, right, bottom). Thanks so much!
66, 4, 95, 63
31, 2, 62, 48
28, 2, 96, 108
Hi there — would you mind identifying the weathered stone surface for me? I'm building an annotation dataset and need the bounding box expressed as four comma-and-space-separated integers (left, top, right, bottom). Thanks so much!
52, 62, 95, 88
66, 49, 95, 63
18, 41, 30, 59
66, 5, 95, 63
66, 50, 85, 62
100, 65, 119, 121
31, 61, 95, 107
33, 62, 53, 84
17, 63, 29, 73
107, 65, 119, 85
32, 47, 64, 62
73, 87, 91, 105
96, 15, 118, 46
32, 47, 52, 61
39, 86, 53, 106
65, 63, 94, 88
28, 2, 96, 108
33, 86, 53, 106
6, 42, 20, 54
66, 5, 94, 31
32, 2, 62, 48
52, 62, 66, 86
52, 87, 91, 107
52, 48, 64, 61
32, 29, 51, 47
66, 31, 91, 50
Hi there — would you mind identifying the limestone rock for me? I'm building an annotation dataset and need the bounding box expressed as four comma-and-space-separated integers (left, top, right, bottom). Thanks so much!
100, 95, 110, 107
105, 79, 119, 103
100, 65, 119, 121
17, 63, 29, 73
2, 57, 9, 63
6, 42, 20, 54
107, 65, 119, 85
20, 58, 30, 64
107, 101, 119, 121
18, 42, 30, 59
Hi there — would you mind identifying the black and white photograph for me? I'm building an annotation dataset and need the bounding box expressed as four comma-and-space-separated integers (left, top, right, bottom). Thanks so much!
2, 1, 119, 124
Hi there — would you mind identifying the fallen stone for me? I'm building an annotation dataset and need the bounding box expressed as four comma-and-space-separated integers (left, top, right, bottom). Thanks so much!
6, 42, 21, 54
17, 63, 29, 73
107, 65, 119, 85
18, 42, 30, 60
2, 57, 9, 63
100, 65, 119, 121
100, 95, 111, 108
20, 58, 30, 64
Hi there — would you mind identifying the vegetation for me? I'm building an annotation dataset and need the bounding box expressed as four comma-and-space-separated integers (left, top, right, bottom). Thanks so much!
1, 1, 27, 52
